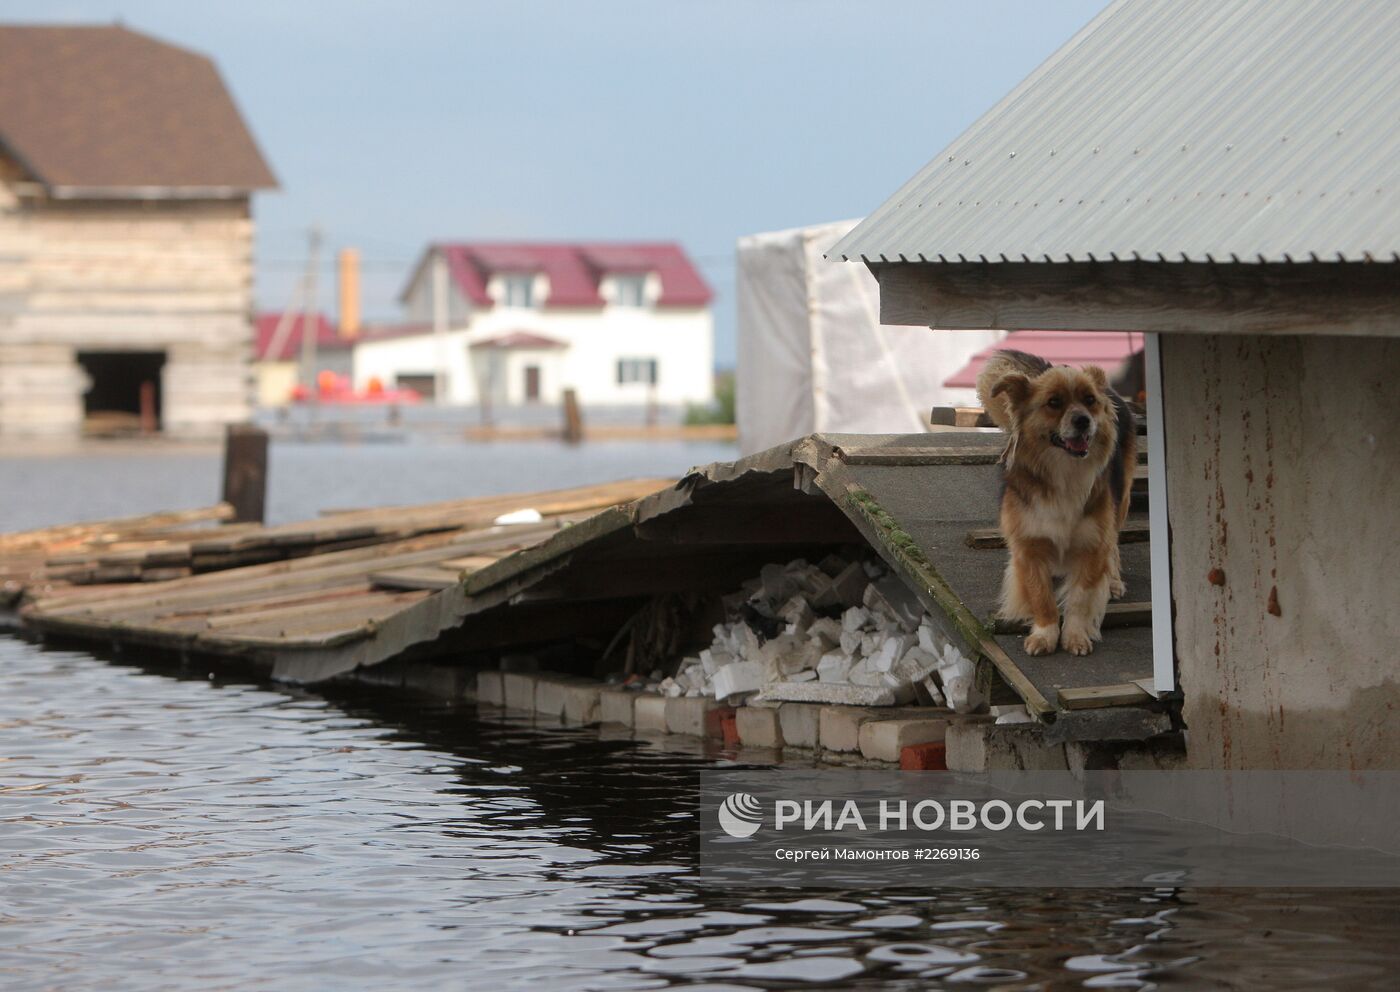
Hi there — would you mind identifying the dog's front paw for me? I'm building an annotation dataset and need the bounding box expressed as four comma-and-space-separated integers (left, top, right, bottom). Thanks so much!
1060, 624, 1096, 656
1109, 578, 1126, 599
1024, 625, 1059, 656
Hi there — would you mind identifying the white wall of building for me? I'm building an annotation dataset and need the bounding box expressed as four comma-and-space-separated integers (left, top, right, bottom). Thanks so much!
356, 272, 713, 407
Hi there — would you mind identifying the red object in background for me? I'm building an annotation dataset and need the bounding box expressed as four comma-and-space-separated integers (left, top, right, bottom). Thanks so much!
943, 330, 1144, 389
287, 372, 420, 405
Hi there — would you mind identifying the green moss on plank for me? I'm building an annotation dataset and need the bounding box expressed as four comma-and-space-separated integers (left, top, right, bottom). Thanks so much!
843, 487, 995, 649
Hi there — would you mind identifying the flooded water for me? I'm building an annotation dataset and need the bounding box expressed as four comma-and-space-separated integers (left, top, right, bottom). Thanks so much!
3, 441, 1399, 988
0, 437, 738, 531
4, 639, 1399, 991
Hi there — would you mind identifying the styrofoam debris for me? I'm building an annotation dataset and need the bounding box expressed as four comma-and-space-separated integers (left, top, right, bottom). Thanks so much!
993, 704, 1034, 725
712, 660, 765, 701
493, 508, 544, 525
639, 553, 989, 715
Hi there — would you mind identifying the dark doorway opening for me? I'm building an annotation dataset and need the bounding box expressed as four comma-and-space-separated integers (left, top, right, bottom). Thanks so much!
77, 351, 164, 432
524, 365, 541, 402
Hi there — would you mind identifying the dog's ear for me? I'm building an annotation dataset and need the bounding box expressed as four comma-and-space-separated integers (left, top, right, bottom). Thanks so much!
1083, 365, 1109, 390
990, 372, 1031, 408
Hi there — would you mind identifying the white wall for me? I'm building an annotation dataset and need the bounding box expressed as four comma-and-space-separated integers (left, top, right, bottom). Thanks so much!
353, 304, 713, 407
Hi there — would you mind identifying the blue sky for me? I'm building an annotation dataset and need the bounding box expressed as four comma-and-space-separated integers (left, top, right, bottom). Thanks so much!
2, 0, 1104, 367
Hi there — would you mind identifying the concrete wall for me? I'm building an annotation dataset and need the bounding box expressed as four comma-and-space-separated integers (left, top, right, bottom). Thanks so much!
0, 179, 255, 437
1162, 333, 1400, 769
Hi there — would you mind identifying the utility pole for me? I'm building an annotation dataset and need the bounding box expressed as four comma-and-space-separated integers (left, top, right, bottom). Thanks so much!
299, 225, 322, 403
431, 249, 448, 406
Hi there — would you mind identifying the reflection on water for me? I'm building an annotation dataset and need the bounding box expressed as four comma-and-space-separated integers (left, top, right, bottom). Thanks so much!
2, 637, 1397, 990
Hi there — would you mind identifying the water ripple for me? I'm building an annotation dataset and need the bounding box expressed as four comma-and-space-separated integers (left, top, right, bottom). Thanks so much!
2, 637, 1399, 990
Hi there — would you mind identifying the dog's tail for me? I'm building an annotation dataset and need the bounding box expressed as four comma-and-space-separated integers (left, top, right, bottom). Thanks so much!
976, 349, 1052, 430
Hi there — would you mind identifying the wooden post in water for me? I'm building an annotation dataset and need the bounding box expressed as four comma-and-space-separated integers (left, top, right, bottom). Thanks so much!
222, 424, 269, 523
561, 388, 584, 444
138, 381, 158, 433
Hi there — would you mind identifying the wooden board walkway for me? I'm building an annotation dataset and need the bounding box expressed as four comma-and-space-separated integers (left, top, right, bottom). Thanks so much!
14, 479, 669, 679
7, 431, 1164, 734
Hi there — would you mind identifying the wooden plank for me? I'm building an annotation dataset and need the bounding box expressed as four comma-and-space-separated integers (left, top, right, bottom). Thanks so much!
368, 566, 461, 591
436, 554, 504, 571
838, 445, 1001, 466
198, 592, 430, 648
199, 587, 382, 629
966, 519, 1150, 549
874, 259, 1400, 339
27, 519, 563, 614
0, 503, 233, 551
929, 407, 994, 428
992, 601, 1151, 635
1057, 683, 1154, 710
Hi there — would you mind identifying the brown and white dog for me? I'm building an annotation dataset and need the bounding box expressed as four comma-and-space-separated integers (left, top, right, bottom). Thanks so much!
976, 350, 1136, 656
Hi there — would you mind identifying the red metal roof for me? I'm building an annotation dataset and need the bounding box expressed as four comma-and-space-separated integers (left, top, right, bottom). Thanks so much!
254, 312, 345, 361
470, 331, 568, 350
420, 242, 712, 309
944, 331, 1144, 388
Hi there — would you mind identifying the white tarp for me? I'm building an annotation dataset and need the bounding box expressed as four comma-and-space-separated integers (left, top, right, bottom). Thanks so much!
736, 219, 1004, 455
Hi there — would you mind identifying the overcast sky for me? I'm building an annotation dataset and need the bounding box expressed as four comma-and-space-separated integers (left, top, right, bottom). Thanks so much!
2, 0, 1104, 366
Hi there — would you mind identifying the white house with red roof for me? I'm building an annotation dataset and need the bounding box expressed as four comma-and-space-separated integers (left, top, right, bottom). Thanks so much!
352, 242, 714, 409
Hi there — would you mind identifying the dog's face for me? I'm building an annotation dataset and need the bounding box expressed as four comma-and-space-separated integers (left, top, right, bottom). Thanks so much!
992, 365, 1116, 462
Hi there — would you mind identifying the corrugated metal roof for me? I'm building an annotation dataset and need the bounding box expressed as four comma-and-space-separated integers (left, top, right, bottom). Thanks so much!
832, 0, 1400, 266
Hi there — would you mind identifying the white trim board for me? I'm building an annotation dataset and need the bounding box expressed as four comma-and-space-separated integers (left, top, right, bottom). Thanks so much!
1144, 332, 1176, 694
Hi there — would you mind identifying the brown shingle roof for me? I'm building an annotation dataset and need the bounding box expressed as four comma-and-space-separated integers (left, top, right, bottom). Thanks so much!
0, 24, 276, 195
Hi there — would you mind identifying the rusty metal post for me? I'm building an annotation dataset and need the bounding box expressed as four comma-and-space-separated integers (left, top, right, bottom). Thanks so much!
222, 424, 269, 523
562, 388, 584, 444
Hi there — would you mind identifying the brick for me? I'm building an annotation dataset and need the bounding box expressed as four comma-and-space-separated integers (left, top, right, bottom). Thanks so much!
819, 705, 874, 753
945, 722, 1065, 771
634, 694, 669, 733
900, 741, 948, 770
476, 670, 505, 706
399, 662, 465, 699
705, 705, 735, 741
778, 703, 822, 749
736, 706, 783, 748
666, 696, 720, 737
599, 688, 636, 727
859, 717, 949, 763
502, 672, 537, 712
563, 684, 602, 724
534, 677, 601, 724
720, 712, 740, 748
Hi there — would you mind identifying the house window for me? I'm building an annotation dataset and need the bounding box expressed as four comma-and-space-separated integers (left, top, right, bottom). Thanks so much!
617, 357, 658, 385
612, 274, 648, 308
501, 274, 535, 308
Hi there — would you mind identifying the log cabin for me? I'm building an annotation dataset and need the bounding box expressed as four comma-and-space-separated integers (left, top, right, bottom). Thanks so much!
0, 24, 276, 437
